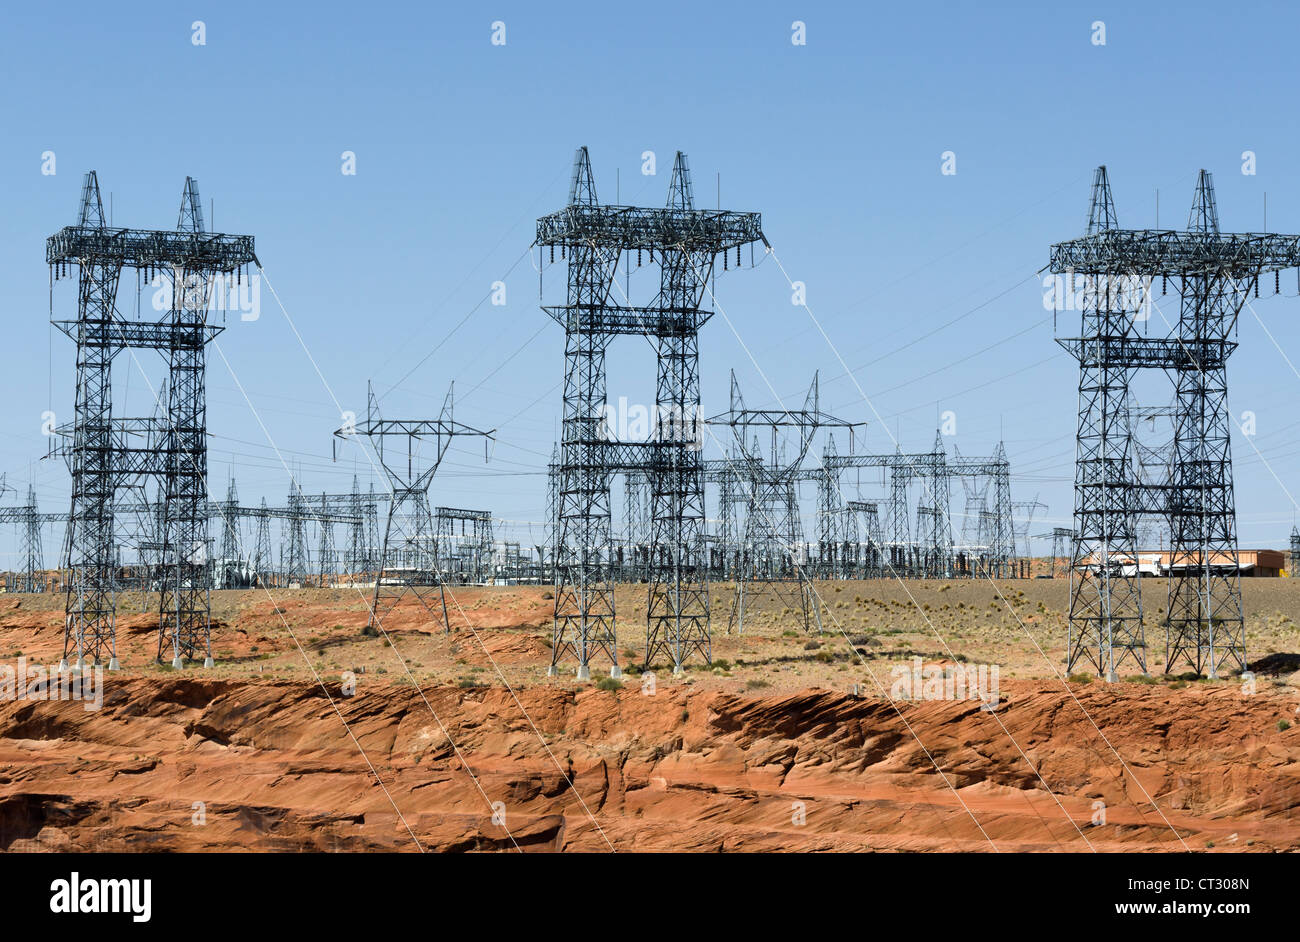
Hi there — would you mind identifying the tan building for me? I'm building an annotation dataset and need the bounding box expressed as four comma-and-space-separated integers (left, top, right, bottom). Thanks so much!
1077, 549, 1286, 577
1156, 549, 1285, 578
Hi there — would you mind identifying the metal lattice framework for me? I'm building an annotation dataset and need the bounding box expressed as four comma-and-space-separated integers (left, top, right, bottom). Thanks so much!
0, 485, 54, 593
816, 437, 1014, 579
231, 489, 376, 588
0, 482, 377, 594
47, 171, 256, 668
435, 507, 494, 584
845, 499, 886, 576
1052, 166, 1300, 679
537, 147, 765, 678
335, 383, 492, 634
707, 372, 862, 634
1035, 527, 1075, 579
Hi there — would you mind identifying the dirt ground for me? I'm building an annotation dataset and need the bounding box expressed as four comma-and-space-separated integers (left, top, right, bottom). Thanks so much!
1, 573, 1297, 852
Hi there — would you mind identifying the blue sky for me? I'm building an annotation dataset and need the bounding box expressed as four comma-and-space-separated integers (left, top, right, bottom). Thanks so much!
3, 0, 1300, 564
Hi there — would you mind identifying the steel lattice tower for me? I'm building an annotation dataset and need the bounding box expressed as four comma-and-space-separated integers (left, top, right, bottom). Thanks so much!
1054, 167, 1145, 679
817, 437, 1009, 580
1049, 527, 1074, 578
254, 498, 272, 586
435, 507, 494, 584
816, 434, 845, 579
19, 486, 43, 593
285, 486, 310, 585
536, 147, 764, 678
0, 486, 50, 593
1052, 166, 1300, 678
48, 171, 256, 668
158, 178, 220, 666
57, 173, 122, 667
708, 372, 861, 634
846, 500, 884, 577
345, 477, 369, 581
316, 502, 336, 587
219, 478, 241, 566
336, 384, 492, 634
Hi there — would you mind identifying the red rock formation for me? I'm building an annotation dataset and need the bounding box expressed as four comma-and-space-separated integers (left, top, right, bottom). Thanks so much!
1, 676, 1295, 852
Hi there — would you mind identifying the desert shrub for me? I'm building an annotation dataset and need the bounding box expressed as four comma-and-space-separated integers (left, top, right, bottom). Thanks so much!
597, 676, 622, 692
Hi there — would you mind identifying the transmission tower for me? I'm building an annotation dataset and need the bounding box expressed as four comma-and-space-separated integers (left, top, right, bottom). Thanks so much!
435, 507, 494, 584
316, 501, 336, 587
816, 434, 846, 579
1044, 527, 1074, 578
48, 171, 256, 669
846, 500, 885, 577
622, 471, 651, 582
336, 383, 492, 633
285, 486, 310, 585
708, 371, 862, 634
254, 499, 272, 586
218, 478, 241, 572
0, 486, 52, 593
1011, 498, 1047, 576
536, 147, 764, 678
818, 437, 1009, 580
1052, 165, 1300, 679
19, 485, 43, 593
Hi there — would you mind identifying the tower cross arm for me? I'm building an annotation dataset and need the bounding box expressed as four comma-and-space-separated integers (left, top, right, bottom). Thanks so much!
1049, 229, 1300, 276
542, 302, 713, 335
338, 416, 495, 441
46, 225, 258, 271
535, 205, 765, 251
